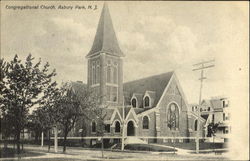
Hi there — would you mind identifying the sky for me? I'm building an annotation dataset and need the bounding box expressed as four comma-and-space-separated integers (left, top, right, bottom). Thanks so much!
1, 1, 249, 104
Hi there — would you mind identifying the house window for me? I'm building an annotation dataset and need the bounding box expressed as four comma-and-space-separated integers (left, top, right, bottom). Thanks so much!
144, 96, 150, 107
132, 98, 137, 108
212, 114, 215, 123
92, 121, 96, 133
223, 113, 225, 121
167, 103, 179, 130
208, 107, 210, 111
194, 120, 198, 131
105, 124, 111, 133
115, 121, 120, 133
192, 106, 194, 111
143, 116, 149, 129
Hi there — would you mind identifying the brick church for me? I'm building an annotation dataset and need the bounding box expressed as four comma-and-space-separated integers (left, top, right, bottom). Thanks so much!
72, 3, 205, 144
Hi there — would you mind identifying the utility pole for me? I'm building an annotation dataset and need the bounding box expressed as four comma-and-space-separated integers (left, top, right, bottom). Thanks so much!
121, 96, 125, 151
192, 59, 215, 154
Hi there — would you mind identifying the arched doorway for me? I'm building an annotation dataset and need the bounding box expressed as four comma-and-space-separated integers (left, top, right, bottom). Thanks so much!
127, 121, 135, 136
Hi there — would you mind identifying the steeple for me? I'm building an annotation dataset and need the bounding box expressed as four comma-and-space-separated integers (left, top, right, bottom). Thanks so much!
86, 3, 124, 58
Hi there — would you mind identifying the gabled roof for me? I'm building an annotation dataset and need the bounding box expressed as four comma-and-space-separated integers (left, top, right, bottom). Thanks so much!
86, 3, 124, 58
70, 81, 87, 94
117, 106, 132, 119
123, 71, 174, 107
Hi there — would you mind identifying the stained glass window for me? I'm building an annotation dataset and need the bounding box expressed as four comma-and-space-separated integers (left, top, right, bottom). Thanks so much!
167, 103, 179, 130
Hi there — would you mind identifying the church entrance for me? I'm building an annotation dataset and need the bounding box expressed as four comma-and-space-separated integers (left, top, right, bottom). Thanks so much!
127, 121, 135, 136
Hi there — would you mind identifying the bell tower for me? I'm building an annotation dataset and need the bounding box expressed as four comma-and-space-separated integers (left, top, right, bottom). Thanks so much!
86, 3, 124, 106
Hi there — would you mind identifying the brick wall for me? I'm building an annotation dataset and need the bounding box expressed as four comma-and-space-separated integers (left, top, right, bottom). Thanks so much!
157, 77, 189, 138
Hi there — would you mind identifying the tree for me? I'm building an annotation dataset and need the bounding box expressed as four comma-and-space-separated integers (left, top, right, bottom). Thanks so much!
92, 107, 107, 158
29, 101, 57, 152
54, 83, 97, 153
0, 54, 56, 154
207, 122, 219, 152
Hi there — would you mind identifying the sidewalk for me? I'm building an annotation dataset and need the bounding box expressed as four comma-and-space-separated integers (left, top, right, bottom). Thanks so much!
0, 144, 229, 160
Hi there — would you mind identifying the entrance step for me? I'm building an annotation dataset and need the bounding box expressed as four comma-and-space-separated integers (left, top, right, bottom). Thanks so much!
124, 137, 147, 144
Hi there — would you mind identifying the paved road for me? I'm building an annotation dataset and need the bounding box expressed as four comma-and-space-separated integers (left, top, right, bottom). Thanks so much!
1, 144, 229, 160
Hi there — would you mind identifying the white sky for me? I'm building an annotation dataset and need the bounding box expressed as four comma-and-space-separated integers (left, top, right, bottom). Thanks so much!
1, 1, 249, 104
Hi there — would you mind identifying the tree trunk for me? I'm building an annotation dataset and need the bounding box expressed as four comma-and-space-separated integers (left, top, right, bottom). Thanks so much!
213, 135, 215, 153
101, 136, 104, 158
41, 131, 44, 147
21, 129, 24, 151
63, 130, 68, 153
48, 130, 51, 152
16, 131, 21, 154
35, 132, 39, 143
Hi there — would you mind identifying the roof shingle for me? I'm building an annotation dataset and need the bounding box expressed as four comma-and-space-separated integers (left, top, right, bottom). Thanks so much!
123, 71, 174, 107
86, 3, 124, 58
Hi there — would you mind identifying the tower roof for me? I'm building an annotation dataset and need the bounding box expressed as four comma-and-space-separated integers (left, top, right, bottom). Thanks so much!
86, 3, 124, 58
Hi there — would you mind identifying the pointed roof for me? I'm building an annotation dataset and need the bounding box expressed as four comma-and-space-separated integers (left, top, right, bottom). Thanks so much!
123, 71, 174, 107
86, 3, 124, 58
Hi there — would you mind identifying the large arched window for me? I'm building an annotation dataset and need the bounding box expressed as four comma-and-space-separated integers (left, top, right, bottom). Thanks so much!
167, 103, 179, 130
132, 98, 137, 108
115, 121, 121, 133
144, 96, 150, 107
194, 120, 198, 131
91, 121, 96, 133
142, 116, 149, 129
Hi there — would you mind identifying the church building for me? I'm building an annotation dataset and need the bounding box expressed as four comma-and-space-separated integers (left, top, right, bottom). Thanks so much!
72, 3, 205, 145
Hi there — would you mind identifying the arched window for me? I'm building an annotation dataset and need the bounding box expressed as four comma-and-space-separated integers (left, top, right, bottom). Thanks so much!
115, 121, 120, 133
167, 103, 179, 130
132, 98, 137, 108
194, 120, 198, 131
192, 106, 194, 111
91, 121, 96, 133
113, 64, 118, 84
92, 61, 96, 85
96, 61, 100, 84
208, 107, 210, 111
107, 61, 112, 83
142, 116, 149, 129
144, 96, 150, 107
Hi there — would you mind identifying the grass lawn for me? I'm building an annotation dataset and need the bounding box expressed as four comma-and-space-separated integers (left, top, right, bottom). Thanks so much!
0, 147, 45, 158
